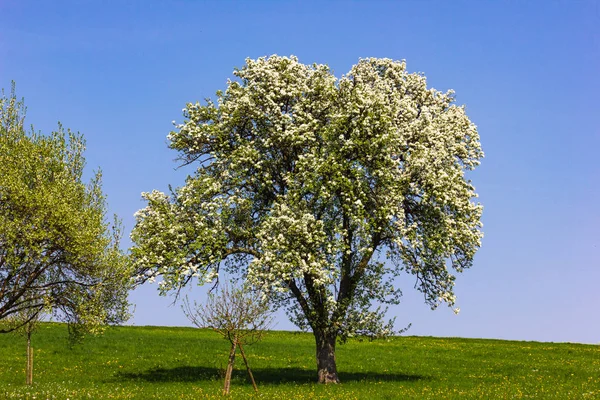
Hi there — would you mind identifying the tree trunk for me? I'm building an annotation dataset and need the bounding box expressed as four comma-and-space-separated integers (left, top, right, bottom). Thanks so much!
223, 341, 237, 395
315, 331, 339, 384
26, 335, 32, 385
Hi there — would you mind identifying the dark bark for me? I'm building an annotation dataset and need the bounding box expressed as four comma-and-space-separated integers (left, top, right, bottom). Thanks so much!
315, 331, 339, 384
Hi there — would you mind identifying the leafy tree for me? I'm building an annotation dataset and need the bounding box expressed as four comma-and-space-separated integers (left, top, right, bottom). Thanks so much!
131, 56, 483, 383
0, 84, 131, 335
182, 283, 272, 395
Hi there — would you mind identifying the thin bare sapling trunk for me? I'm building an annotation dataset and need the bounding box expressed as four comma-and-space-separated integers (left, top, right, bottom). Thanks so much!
223, 340, 238, 395
182, 283, 273, 395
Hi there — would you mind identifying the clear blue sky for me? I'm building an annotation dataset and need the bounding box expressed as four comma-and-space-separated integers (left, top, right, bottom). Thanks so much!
1, 0, 598, 344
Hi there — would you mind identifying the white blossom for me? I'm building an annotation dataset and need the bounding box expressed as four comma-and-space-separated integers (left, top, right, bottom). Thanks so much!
130, 55, 483, 341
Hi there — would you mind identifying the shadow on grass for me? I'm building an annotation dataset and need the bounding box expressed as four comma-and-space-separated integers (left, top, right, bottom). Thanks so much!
116, 365, 425, 384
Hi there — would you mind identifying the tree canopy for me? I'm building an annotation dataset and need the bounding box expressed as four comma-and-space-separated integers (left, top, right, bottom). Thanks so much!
131, 56, 483, 383
0, 84, 131, 334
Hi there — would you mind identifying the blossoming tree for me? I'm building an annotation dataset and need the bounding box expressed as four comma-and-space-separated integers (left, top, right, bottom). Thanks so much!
131, 56, 483, 383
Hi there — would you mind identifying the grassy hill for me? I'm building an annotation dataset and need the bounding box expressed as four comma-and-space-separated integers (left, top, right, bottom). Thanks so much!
0, 323, 598, 399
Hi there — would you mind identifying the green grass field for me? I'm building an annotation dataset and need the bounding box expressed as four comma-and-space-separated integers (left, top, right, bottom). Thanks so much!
0, 323, 598, 399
